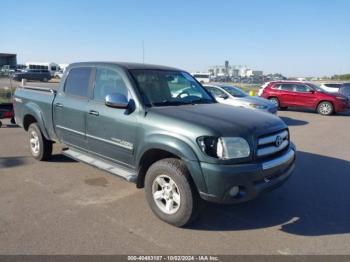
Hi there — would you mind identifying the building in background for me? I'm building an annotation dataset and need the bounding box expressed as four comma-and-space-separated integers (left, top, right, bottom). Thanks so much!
0, 53, 17, 70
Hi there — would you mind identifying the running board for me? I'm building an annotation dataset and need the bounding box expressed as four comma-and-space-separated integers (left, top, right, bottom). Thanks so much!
62, 148, 137, 182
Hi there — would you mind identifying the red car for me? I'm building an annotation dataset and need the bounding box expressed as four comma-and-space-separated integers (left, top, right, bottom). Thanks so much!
258, 81, 349, 115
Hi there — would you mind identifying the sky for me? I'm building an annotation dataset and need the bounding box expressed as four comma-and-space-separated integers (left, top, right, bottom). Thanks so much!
1, 0, 349, 77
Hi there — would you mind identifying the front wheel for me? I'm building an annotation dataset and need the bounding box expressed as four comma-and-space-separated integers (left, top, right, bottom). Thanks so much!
268, 97, 280, 108
145, 158, 200, 227
317, 101, 334, 115
28, 123, 53, 161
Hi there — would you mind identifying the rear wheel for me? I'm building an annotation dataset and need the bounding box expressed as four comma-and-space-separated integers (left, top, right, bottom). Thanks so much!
317, 101, 333, 115
28, 123, 53, 161
145, 158, 200, 227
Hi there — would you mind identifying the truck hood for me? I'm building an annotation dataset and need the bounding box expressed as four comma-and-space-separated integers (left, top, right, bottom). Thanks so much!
148, 103, 286, 137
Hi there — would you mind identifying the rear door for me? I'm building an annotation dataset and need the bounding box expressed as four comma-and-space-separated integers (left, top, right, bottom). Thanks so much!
275, 84, 295, 106
86, 66, 137, 167
53, 67, 93, 151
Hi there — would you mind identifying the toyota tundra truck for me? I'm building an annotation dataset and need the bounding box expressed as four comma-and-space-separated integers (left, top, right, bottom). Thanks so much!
13, 62, 296, 227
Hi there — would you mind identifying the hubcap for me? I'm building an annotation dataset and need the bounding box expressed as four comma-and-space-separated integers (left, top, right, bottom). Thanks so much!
29, 130, 40, 155
152, 175, 181, 215
270, 99, 278, 107
319, 103, 331, 114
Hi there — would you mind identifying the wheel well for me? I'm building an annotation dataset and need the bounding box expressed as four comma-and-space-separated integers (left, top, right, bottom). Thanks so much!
23, 114, 37, 131
317, 100, 334, 109
136, 149, 180, 188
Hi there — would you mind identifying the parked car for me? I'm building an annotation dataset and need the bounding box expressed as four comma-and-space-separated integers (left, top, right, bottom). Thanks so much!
14, 62, 296, 227
204, 83, 277, 114
259, 81, 349, 115
54, 70, 64, 79
12, 69, 52, 82
339, 83, 350, 106
320, 83, 342, 93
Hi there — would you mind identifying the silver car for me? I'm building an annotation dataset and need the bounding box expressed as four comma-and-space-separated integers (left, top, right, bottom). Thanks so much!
204, 83, 277, 114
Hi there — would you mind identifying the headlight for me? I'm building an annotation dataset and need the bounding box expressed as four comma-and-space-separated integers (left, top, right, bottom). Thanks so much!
197, 137, 250, 159
248, 103, 267, 110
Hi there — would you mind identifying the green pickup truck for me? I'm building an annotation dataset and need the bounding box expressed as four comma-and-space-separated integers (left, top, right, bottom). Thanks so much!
14, 62, 296, 227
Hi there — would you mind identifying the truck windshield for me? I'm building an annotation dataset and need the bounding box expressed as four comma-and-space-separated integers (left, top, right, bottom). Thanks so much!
130, 70, 215, 107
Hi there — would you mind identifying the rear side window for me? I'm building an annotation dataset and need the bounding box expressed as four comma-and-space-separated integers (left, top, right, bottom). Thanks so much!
65, 67, 92, 97
325, 84, 341, 88
280, 84, 294, 91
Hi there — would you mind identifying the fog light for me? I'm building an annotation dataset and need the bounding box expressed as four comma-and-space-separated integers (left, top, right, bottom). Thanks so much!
229, 186, 239, 197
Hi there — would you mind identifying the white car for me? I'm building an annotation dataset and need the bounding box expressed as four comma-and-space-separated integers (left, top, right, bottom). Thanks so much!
204, 83, 277, 114
319, 83, 342, 93
54, 71, 64, 79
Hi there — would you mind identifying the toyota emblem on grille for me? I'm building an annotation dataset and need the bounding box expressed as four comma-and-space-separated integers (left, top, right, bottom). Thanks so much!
275, 135, 283, 147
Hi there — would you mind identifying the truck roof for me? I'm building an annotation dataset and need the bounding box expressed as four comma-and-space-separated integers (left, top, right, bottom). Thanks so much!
69, 62, 181, 71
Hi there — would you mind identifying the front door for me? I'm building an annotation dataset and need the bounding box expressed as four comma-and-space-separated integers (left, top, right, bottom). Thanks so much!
53, 67, 93, 151
86, 67, 137, 167
292, 84, 317, 108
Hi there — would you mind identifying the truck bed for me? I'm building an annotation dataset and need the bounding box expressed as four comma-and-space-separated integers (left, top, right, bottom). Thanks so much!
14, 85, 57, 140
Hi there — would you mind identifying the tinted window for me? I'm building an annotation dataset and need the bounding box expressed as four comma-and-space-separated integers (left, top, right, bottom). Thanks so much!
206, 86, 226, 97
65, 67, 91, 97
294, 84, 311, 93
325, 84, 341, 88
93, 68, 129, 101
340, 84, 350, 94
280, 84, 294, 91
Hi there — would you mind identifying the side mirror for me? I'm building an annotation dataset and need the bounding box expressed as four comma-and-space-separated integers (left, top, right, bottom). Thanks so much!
105, 93, 129, 109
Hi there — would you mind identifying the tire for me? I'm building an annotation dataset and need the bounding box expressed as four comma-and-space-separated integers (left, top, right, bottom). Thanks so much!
145, 158, 201, 227
317, 101, 334, 116
268, 97, 280, 108
28, 123, 53, 161
10, 116, 16, 124
0, 121, 2, 128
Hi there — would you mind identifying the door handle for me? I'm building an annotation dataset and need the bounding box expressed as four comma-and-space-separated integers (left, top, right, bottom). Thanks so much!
89, 110, 99, 116
55, 103, 63, 108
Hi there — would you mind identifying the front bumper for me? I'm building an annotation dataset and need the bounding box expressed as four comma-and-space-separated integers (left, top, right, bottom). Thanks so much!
199, 144, 296, 204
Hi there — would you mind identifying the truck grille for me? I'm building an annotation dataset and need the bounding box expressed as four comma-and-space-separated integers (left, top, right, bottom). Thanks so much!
257, 129, 289, 158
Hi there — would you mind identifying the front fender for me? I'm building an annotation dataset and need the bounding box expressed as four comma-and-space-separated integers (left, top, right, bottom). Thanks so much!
136, 134, 207, 193
23, 102, 50, 140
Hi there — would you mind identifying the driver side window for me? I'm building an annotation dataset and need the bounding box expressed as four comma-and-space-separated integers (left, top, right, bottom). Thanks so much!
93, 68, 129, 102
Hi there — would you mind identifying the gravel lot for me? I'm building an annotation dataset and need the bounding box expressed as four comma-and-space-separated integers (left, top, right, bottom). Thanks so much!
0, 109, 349, 255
